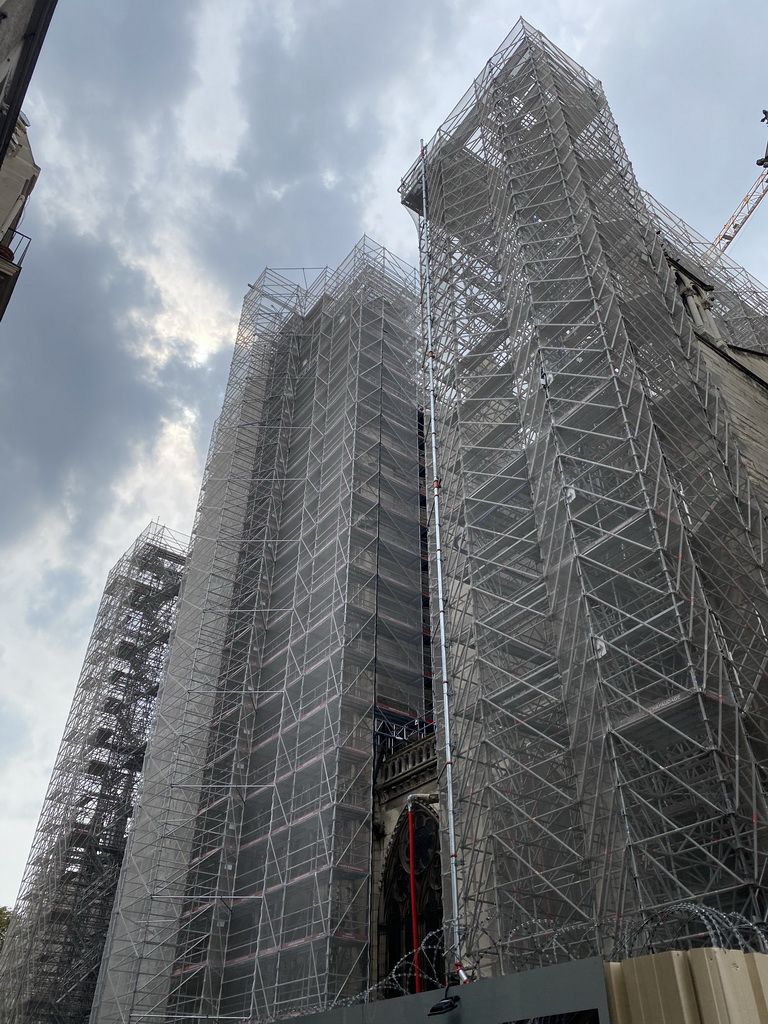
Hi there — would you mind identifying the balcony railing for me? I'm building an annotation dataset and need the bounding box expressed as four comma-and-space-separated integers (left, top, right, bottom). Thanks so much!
0, 227, 31, 267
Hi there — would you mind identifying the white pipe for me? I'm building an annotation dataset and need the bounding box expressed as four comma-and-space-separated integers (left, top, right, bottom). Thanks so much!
419, 140, 465, 980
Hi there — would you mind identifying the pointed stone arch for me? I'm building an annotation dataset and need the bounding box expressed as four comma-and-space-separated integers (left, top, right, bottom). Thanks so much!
376, 801, 443, 993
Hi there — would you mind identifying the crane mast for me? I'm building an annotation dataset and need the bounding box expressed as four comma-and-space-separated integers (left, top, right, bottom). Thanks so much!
711, 109, 768, 254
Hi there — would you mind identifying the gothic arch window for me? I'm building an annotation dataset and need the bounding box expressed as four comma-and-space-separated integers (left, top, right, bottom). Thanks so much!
377, 803, 443, 994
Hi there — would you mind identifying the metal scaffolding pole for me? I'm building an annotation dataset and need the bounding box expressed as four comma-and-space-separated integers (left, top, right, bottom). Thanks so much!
418, 141, 464, 983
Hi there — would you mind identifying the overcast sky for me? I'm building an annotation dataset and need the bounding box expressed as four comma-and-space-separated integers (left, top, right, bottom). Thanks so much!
0, 0, 766, 907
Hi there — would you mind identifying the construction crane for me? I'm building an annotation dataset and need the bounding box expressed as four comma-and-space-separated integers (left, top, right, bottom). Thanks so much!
710, 110, 768, 253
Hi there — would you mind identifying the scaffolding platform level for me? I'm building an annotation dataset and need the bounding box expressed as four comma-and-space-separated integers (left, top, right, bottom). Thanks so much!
90, 239, 427, 1023
0, 523, 187, 1024
401, 17, 768, 978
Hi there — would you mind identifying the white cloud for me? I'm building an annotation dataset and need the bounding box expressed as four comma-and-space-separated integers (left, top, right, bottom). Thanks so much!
126, 224, 240, 368
175, 0, 250, 171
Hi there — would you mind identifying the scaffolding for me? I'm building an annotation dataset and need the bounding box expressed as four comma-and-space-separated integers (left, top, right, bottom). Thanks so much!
643, 191, 768, 354
0, 523, 187, 1023
401, 18, 768, 976
90, 239, 426, 1023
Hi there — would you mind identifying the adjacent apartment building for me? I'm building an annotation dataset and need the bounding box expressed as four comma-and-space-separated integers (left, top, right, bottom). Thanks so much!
0, 0, 59, 319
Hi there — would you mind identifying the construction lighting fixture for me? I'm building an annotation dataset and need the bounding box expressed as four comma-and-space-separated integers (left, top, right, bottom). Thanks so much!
428, 995, 460, 1016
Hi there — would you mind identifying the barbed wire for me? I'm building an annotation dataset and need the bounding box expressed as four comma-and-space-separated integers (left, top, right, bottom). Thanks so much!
130, 904, 768, 1022
615, 902, 768, 959
328, 928, 447, 1009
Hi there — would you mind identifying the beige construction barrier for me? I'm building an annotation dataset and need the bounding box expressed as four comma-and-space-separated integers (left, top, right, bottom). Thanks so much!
604, 948, 768, 1024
